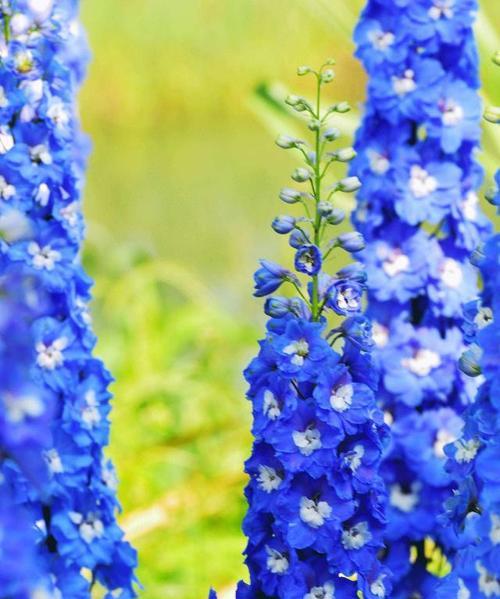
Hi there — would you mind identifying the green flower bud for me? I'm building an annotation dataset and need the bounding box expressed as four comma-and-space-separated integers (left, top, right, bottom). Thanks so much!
297, 65, 312, 76
317, 201, 333, 216
321, 69, 335, 83
285, 94, 301, 107
326, 208, 345, 225
484, 106, 500, 124
292, 167, 312, 183
337, 176, 362, 193
323, 127, 341, 142
275, 135, 304, 149
308, 119, 321, 132
333, 101, 351, 113
492, 51, 500, 66
459, 345, 482, 377
324, 58, 336, 66
331, 147, 356, 162
279, 188, 302, 204
485, 184, 499, 204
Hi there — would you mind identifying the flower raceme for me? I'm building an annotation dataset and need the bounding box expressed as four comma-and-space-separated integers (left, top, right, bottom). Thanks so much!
436, 53, 500, 599
211, 61, 391, 599
0, 2, 137, 596
352, 0, 490, 595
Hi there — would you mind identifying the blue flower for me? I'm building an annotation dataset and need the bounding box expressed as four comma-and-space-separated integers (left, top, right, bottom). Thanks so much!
294, 244, 322, 275
254, 259, 299, 296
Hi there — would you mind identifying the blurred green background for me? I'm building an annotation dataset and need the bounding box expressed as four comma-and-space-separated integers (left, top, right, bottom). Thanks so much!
78, 2, 500, 597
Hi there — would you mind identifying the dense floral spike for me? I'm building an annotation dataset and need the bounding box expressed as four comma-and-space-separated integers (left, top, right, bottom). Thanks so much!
213, 62, 391, 599
436, 55, 500, 599
351, 0, 490, 595
0, 2, 137, 596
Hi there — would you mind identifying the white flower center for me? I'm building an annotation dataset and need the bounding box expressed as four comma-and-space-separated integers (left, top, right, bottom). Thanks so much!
28, 242, 61, 271
428, 0, 454, 20
263, 390, 281, 420
0, 86, 9, 108
80, 518, 104, 544
490, 514, 500, 545
475, 307, 493, 329
434, 428, 458, 458
382, 250, 410, 278
454, 438, 480, 463
390, 483, 420, 512
0, 175, 15, 200
392, 69, 417, 97
44, 448, 64, 474
336, 287, 360, 312
283, 338, 309, 366
3, 392, 44, 423
368, 150, 390, 175
36, 337, 68, 370
30, 144, 52, 165
81, 390, 101, 427
345, 444, 365, 472
477, 562, 500, 596
440, 258, 463, 288
457, 579, 471, 599
257, 465, 282, 492
300, 496, 332, 528
372, 322, 389, 348
0, 126, 14, 154
305, 583, 335, 599
60, 201, 80, 227
265, 546, 289, 574
442, 100, 464, 126
369, 30, 395, 51
402, 348, 441, 377
293, 426, 322, 456
461, 191, 478, 220
342, 521, 372, 550
330, 384, 353, 412
35, 183, 50, 206
47, 99, 70, 128
370, 576, 387, 598
409, 165, 438, 198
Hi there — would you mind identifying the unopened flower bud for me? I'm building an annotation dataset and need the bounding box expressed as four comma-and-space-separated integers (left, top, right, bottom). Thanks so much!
470, 244, 485, 267
337, 231, 365, 253
279, 188, 302, 204
285, 94, 301, 107
337, 263, 367, 284
308, 119, 321, 131
275, 135, 304, 149
324, 58, 335, 66
493, 51, 500, 66
289, 228, 310, 249
337, 176, 362, 193
484, 106, 500, 124
297, 65, 312, 76
292, 167, 312, 183
459, 346, 482, 377
323, 127, 341, 141
326, 208, 345, 225
333, 101, 351, 113
332, 147, 356, 162
272, 215, 296, 234
321, 69, 335, 83
318, 201, 333, 217
485, 184, 499, 206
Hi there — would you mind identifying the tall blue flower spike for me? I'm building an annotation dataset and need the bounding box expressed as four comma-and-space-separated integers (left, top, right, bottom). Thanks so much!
212, 61, 391, 599
352, 0, 491, 595
436, 52, 500, 599
0, 2, 137, 596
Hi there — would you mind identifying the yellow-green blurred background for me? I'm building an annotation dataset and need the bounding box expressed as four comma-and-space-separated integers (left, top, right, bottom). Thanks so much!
78, 2, 500, 597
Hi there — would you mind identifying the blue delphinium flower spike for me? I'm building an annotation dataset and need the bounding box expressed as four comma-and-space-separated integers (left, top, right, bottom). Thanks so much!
0, 3, 138, 596
436, 53, 500, 599
211, 61, 391, 599
352, 0, 491, 595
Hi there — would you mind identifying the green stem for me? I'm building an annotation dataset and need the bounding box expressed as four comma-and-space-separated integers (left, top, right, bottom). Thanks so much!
2, 12, 10, 43
311, 75, 323, 321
